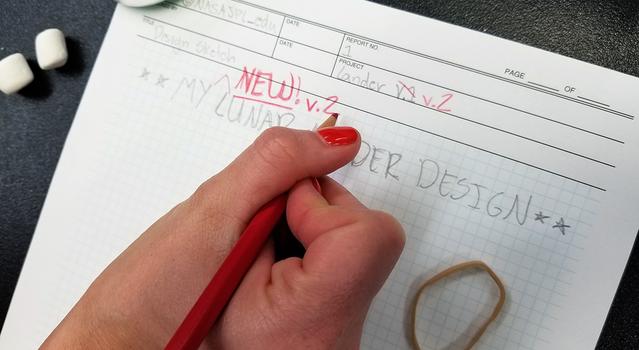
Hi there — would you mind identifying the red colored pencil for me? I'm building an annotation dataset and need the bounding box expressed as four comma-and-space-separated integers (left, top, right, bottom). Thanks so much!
165, 194, 287, 350
165, 114, 338, 350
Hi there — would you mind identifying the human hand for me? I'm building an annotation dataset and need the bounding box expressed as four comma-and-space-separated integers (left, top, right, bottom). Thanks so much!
42, 125, 405, 349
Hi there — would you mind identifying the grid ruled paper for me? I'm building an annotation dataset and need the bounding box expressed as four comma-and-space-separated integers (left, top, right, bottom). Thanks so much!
2, 1, 639, 349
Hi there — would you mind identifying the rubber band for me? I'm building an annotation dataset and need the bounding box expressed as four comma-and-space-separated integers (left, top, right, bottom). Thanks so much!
410, 261, 506, 350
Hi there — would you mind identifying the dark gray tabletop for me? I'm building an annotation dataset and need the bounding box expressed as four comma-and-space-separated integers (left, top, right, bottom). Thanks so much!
1, 1, 638, 348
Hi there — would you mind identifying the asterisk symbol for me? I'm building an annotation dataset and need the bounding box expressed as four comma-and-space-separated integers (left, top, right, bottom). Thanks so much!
552, 217, 570, 235
534, 211, 550, 223
139, 67, 150, 80
156, 74, 169, 87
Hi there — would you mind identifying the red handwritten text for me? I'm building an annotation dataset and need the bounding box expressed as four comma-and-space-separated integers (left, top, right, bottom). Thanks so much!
397, 80, 454, 113
234, 66, 339, 115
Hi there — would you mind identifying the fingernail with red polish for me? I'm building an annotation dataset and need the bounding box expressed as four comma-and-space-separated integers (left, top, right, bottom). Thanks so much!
311, 177, 322, 194
317, 127, 358, 146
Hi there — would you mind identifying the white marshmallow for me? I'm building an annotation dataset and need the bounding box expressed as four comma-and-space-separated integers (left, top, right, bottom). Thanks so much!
0, 53, 34, 95
35, 29, 68, 70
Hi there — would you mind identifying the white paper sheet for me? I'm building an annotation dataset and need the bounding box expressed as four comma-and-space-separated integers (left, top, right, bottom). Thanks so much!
2, 1, 639, 349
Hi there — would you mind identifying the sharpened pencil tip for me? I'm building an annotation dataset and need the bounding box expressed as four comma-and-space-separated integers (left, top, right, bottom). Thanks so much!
318, 113, 338, 129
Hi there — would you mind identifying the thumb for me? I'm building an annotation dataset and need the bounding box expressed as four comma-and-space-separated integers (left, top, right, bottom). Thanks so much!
192, 126, 360, 222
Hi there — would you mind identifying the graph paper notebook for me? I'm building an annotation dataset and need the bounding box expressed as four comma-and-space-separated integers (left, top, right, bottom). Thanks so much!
3, 1, 639, 349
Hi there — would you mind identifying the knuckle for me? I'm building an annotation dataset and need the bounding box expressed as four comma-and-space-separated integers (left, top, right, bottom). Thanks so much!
252, 127, 301, 172
191, 175, 222, 207
189, 176, 246, 226
368, 210, 406, 251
